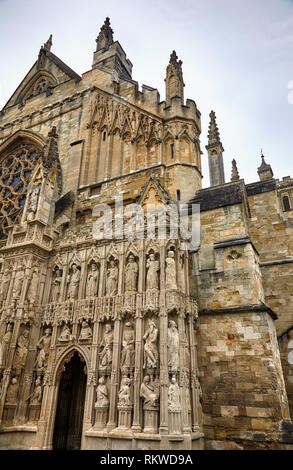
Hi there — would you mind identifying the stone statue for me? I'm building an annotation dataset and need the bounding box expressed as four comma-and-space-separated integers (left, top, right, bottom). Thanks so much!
58, 324, 71, 342
27, 265, 40, 305
27, 377, 42, 405
99, 324, 113, 368
168, 377, 181, 412
95, 377, 109, 407
166, 250, 177, 290
167, 320, 179, 372
0, 269, 11, 304
67, 264, 80, 300
0, 324, 13, 369
121, 322, 135, 368
13, 329, 29, 375
35, 328, 52, 371
140, 375, 159, 407
106, 260, 118, 296
125, 255, 138, 292
27, 185, 40, 222
143, 320, 158, 369
13, 269, 25, 300
86, 263, 99, 298
52, 269, 62, 302
118, 377, 131, 406
146, 253, 160, 290
5, 377, 19, 404
79, 320, 92, 341
178, 254, 185, 292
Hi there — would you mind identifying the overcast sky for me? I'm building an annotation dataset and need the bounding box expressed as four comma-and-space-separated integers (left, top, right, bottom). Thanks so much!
0, 0, 293, 187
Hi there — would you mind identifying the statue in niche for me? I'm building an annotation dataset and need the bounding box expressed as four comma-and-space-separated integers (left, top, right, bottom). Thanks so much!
95, 377, 109, 407
26, 377, 42, 405
27, 185, 40, 222
27, 265, 40, 305
118, 377, 131, 406
5, 377, 19, 404
125, 255, 138, 292
166, 250, 177, 290
183, 329, 190, 368
58, 323, 72, 342
146, 253, 160, 290
106, 260, 118, 296
143, 320, 158, 369
0, 268, 11, 304
0, 324, 13, 368
51, 268, 62, 303
67, 264, 80, 300
168, 377, 181, 412
167, 320, 179, 372
178, 254, 185, 292
86, 263, 99, 298
140, 375, 159, 407
121, 322, 135, 368
35, 328, 52, 371
13, 269, 25, 300
13, 329, 30, 375
99, 324, 113, 368
79, 320, 92, 341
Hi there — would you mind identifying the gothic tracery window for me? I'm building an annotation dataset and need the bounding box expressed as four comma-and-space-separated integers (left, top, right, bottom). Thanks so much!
23, 76, 55, 102
0, 142, 41, 238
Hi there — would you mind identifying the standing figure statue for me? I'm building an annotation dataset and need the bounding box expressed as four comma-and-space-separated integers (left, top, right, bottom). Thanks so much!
0, 268, 11, 305
121, 322, 135, 368
67, 264, 80, 300
146, 253, 160, 290
26, 377, 42, 405
13, 329, 30, 375
143, 320, 158, 369
13, 269, 25, 300
95, 377, 109, 407
165, 250, 177, 290
35, 328, 52, 371
168, 377, 181, 412
27, 185, 40, 222
0, 324, 13, 369
125, 255, 138, 292
167, 320, 179, 373
99, 324, 114, 368
106, 260, 118, 296
51, 268, 62, 303
5, 377, 19, 404
86, 263, 99, 298
27, 265, 40, 305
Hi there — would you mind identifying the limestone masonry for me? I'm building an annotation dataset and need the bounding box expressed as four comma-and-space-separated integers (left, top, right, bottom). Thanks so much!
0, 18, 293, 450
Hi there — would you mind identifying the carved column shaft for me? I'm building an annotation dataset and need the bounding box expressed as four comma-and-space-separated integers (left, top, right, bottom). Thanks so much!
178, 314, 190, 433
188, 314, 200, 431
132, 294, 143, 431
107, 319, 121, 429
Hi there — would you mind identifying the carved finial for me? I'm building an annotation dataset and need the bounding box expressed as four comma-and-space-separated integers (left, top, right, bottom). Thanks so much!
231, 159, 240, 182
43, 34, 53, 52
207, 110, 223, 148
96, 17, 114, 52
169, 50, 182, 67
165, 50, 184, 106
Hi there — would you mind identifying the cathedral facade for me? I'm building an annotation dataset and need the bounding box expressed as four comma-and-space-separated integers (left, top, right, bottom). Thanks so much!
0, 18, 293, 450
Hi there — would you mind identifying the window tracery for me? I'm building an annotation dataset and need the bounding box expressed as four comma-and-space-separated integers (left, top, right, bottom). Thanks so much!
23, 76, 55, 102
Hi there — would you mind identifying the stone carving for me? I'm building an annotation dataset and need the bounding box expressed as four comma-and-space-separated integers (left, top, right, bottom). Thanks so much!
178, 254, 185, 292
13, 329, 30, 375
118, 377, 131, 406
67, 264, 80, 300
0, 324, 13, 369
5, 377, 19, 404
125, 255, 138, 292
27, 185, 40, 222
140, 375, 159, 407
79, 320, 93, 341
121, 322, 135, 368
86, 263, 99, 298
13, 269, 25, 300
167, 320, 179, 373
168, 377, 181, 412
51, 268, 62, 303
143, 320, 158, 369
106, 259, 118, 296
0, 269, 11, 304
35, 328, 52, 371
95, 377, 109, 407
166, 250, 177, 290
58, 323, 72, 342
27, 265, 40, 305
146, 253, 160, 290
27, 377, 42, 405
99, 324, 113, 368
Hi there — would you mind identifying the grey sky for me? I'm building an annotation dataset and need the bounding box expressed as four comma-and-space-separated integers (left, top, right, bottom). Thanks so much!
0, 0, 293, 188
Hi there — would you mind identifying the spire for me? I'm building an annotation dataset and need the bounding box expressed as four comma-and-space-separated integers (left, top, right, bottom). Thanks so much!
96, 17, 114, 52
231, 159, 240, 182
165, 50, 185, 106
206, 110, 225, 186
257, 150, 274, 181
43, 34, 53, 52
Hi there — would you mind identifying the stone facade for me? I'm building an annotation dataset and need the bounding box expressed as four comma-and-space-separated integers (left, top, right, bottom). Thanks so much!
0, 18, 292, 450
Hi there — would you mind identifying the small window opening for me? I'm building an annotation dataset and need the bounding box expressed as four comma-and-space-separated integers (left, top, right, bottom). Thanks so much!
283, 196, 291, 211
171, 143, 174, 159
103, 132, 107, 142
177, 190, 181, 201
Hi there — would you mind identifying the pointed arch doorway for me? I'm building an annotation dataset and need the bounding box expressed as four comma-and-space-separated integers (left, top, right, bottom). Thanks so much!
53, 351, 87, 450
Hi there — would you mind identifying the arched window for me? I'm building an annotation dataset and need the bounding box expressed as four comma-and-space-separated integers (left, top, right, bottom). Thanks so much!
283, 195, 291, 211
0, 142, 41, 238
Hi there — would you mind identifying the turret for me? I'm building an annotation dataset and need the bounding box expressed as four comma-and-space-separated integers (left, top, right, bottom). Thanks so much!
257, 150, 274, 181
206, 110, 225, 186
165, 50, 185, 107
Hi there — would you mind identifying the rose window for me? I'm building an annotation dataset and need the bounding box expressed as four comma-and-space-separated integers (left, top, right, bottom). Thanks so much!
0, 142, 41, 238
